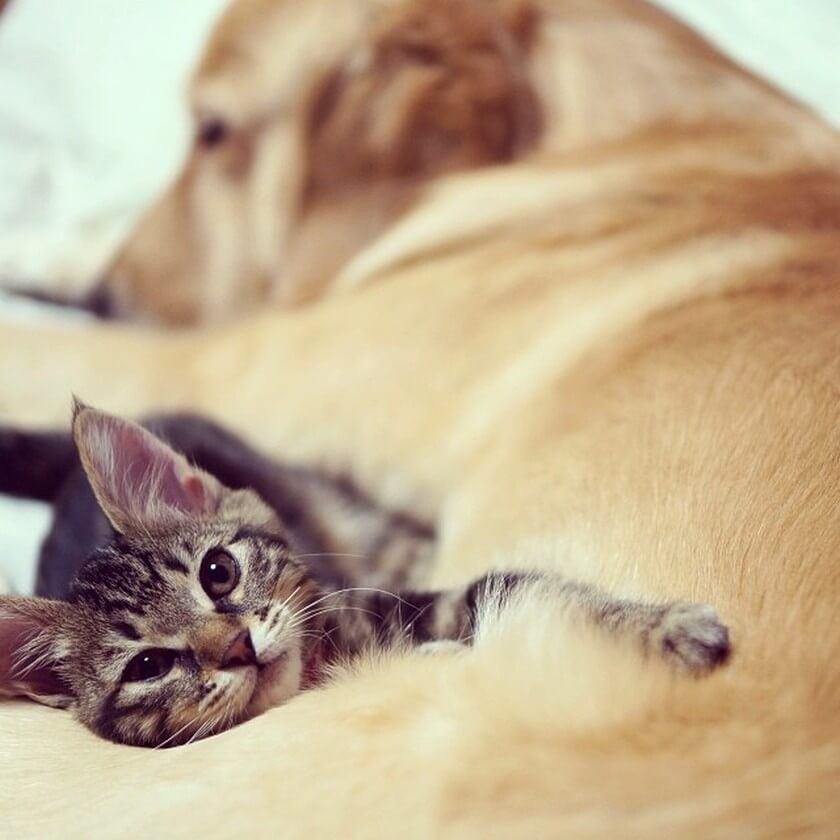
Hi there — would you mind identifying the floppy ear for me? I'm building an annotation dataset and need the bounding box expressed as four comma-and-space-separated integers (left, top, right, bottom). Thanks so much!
72, 399, 225, 536
0, 596, 75, 709
491, 0, 539, 50
306, 0, 540, 188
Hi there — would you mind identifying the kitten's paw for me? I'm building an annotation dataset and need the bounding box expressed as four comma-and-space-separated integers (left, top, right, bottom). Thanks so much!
655, 603, 731, 675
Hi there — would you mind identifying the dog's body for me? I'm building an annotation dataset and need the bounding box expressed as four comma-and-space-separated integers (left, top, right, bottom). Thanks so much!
1, 0, 839, 836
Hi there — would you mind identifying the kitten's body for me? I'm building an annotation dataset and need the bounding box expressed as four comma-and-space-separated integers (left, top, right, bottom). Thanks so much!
0, 406, 730, 747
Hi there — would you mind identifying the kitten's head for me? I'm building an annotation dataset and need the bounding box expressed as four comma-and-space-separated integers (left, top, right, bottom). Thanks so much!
0, 403, 322, 747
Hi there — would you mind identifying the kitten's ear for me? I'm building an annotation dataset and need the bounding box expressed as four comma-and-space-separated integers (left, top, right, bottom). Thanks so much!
0, 596, 75, 709
72, 400, 225, 536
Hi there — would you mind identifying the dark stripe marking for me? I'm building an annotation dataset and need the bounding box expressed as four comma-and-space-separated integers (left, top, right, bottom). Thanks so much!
112, 621, 141, 641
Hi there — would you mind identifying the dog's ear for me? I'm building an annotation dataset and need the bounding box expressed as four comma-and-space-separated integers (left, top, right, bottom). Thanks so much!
305, 0, 541, 190
72, 399, 226, 536
0, 596, 75, 709
491, 0, 540, 50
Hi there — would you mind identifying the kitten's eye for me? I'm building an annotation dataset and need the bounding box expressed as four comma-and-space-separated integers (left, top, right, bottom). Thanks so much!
197, 118, 228, 148
200, 550, 240, 599
121, 649, 177, 683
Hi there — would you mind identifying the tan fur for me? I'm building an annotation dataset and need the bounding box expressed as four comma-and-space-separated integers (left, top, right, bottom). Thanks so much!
1, 0, 839, 835
103, 0, 542, 322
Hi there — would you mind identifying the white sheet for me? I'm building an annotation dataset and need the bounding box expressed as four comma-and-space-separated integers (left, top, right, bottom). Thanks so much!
0, 0, 838, 593
0, 0, 229, 293
655, 0, 840, 128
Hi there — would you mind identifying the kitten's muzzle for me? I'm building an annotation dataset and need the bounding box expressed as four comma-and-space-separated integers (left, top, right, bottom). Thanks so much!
221, 629, 257, 669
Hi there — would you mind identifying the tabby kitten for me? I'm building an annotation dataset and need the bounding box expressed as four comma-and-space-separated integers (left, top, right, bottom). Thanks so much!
4, 411, 434, 599
0, 403, 730, 747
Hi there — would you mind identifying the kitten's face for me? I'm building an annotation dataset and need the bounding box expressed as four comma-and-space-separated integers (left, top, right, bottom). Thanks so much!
0, 403, 323, 746
61, 513, 321, 746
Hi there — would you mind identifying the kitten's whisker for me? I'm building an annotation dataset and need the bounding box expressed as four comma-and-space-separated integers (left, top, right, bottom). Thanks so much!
212, 690, 244, 739
205, 708, 227, 739
403, 600, 435, 641
154, 712, 203, 750
289, 604, 380, 624
288, 586, 362, 612
302, 586, 417, 612
269, 585, 301, 623
287, 630, 324, 640
187, 705, 230, 746
286, 631, 327, 647
184, 720, 212, 747
329, 586, 420, 610
286, 587, 380, 620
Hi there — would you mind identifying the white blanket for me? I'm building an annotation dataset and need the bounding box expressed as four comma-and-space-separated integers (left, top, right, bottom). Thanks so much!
0, 0, 838, 593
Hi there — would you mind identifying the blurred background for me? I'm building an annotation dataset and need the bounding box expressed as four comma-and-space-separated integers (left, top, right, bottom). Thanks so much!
0, 0, 838, 591
0, 0, 837, 299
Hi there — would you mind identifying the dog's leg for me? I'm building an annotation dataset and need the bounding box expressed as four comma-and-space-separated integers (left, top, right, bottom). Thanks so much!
0, 323, 199, 425
0, 314, 459, 521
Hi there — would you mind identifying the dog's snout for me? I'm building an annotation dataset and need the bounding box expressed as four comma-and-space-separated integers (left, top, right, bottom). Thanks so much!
84, 282, 117, 319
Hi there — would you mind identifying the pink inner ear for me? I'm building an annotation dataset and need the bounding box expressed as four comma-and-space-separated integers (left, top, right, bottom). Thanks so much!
183, 474, 214, 514
114, 426, 210, 517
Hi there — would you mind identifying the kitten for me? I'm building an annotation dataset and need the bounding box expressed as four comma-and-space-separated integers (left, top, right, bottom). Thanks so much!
1, 410, 434, 599
0, 402, 731, 747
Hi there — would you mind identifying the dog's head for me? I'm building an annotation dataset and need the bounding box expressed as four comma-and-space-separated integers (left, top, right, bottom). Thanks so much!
101, 0, 541, 323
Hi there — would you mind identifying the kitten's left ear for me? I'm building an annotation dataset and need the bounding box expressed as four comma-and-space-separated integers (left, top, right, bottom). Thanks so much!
0, 596, 75, 709
72, 399, 226, 536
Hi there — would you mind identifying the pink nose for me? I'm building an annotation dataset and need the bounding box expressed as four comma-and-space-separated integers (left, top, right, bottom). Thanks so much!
221, 629, 256, 668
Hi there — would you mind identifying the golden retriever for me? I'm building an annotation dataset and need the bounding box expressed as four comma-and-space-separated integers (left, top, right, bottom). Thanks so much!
1, 0, 839, 836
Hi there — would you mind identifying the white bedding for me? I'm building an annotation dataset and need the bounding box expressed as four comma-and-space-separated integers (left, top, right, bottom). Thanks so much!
0, 0, 838, 593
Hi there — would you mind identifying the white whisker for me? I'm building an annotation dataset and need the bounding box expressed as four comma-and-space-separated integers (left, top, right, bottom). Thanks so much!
268, 585, 302, 625
153, 712, 203, 750
184, 720, 212, 747
289, 604, 380, 625
309, 586, 416, 610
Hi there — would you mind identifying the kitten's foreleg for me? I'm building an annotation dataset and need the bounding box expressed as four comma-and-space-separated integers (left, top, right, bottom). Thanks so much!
320, 572, 730, 676
491, 572, 731, 675
563, 580, 731, 675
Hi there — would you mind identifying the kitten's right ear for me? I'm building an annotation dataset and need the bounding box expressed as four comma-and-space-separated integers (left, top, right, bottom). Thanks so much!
72, 399, 226, 536
0, 596, 74, 709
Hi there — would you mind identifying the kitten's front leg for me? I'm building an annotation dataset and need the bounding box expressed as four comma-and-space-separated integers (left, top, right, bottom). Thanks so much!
586, 590, 731, 676
319, 573, 731, 676
466, 573, 731, 676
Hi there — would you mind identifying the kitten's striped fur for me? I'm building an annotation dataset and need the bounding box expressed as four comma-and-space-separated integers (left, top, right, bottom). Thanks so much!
0, 404, 730, 746
0, 412, 434, 599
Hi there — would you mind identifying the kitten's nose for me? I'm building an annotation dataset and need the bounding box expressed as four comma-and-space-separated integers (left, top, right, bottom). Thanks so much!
221, 629, 256, 668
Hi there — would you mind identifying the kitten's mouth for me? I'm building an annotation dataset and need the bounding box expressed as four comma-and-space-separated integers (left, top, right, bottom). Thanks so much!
244, 644, 304, 716
257, 649, 287, 674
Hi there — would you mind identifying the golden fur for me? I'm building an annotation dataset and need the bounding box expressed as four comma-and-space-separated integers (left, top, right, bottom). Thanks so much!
1, 0, 839, 835
105, 0, 542, 322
